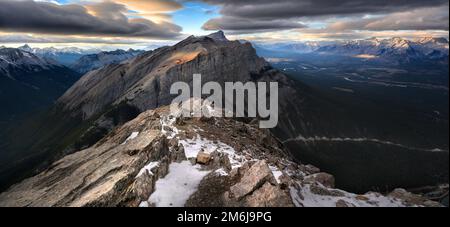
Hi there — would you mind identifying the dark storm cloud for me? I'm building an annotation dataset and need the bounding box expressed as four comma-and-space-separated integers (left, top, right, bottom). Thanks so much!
0, 0, 182, 39
328, 6, 449, 31
196, 0, 449, 32
202, 0, 449, 19
203, 17, 306, 31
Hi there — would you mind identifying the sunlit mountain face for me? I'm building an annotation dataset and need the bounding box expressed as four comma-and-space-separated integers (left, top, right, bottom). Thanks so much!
0, 0, 448, 207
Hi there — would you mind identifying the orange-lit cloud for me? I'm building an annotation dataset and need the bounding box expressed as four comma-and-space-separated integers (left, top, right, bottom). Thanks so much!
87, 0, 183, 23
0, 0, 183, 39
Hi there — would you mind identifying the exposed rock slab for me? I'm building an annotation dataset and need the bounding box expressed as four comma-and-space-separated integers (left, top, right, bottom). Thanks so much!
0, 111, 167, 207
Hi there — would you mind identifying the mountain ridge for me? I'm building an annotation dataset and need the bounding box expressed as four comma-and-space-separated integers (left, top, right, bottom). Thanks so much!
69, 49, 145, 74
18, 44, 100, 66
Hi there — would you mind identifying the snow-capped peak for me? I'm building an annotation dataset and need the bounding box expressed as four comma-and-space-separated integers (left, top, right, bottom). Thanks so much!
0, 48, 55, 70
366, 37, 382, 46
18, 44, 33, 52
313, 36, 449, 61
387, 37, 411, 49
416, 37, 449, 45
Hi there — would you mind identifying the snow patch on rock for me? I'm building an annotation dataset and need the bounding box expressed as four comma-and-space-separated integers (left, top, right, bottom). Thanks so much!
147, 161, 210, 207
215, 168, 229, 176
136, 162, 160, 178
160, 115, 179, 139
269, 165, 283, 184
122, 131, 139, 144
179, 135, 245, 169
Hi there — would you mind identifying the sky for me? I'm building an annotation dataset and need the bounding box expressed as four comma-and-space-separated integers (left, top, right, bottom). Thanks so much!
0, 0, 449, 49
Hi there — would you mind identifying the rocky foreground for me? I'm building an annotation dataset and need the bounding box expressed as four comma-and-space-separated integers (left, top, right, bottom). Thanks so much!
0, 102, 443, 207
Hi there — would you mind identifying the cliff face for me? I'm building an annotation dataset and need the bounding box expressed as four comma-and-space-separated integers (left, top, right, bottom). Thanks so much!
0, 102, 441, 207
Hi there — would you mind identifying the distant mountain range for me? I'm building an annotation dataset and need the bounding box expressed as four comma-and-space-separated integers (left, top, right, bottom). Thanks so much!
17, 45, 144, 71
255, 37, 449, 64
18, 45, 100, 66
0, 45, 146, 126
0, 47, 80, 123
316, 37, 449, 62
15, 44, 145, 74
70, 49, 144, 74
253, 41, 323, 54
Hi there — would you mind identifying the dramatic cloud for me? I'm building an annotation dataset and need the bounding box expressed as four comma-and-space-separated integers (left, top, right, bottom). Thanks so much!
1, 0, 449, 45
198, 0, 449, 33
117, 0, 183, 12
203, 17, 306, 32
0, 0, 183, 39
201, 0, 449, 19
111, 0, 183, 22
328, 5, 449, 31
0, 33, 151, 44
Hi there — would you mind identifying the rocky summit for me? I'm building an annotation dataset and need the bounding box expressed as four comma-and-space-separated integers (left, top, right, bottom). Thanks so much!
0, 101, 442, 207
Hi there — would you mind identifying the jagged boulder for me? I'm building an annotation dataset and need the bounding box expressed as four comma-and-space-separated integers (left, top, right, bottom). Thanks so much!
220, 160, 294, 207
196, 152, 211, 165
229, 160, 277, 200
245, 182, 294, 207
304, 173, 335, 188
